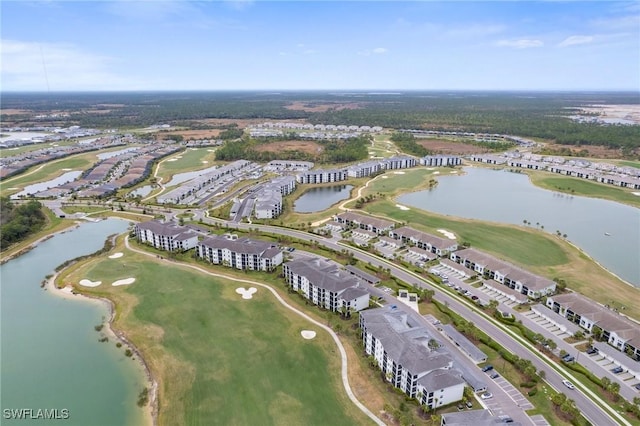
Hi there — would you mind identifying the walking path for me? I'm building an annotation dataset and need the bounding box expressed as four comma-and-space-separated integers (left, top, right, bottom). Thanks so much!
124, 236, 386, 426
311, 173, 385, 227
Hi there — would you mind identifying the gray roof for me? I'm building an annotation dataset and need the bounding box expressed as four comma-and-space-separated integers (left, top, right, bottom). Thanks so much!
284, 258, 361, 293
361, 307, 453, 376
440, 324, 487, 363
417, 369, 464, 391
340, 287, 369, 301
199, 235, 280, 256
345, 265, 381, 284
137, 220, 196, 240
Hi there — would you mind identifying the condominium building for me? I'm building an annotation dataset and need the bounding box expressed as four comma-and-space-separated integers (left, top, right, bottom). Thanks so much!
197, 234, 282, 271
360, 306, 465, 409
282, 257, 370, 313
135, 220, 198, 251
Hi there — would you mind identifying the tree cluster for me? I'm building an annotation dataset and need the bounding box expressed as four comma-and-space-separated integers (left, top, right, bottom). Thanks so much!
1, 198, 47, 250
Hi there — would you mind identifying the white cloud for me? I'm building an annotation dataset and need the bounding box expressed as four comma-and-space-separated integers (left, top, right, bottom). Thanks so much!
0, 39, 143, 91
558, 35, 594, 47
358, 47, 389, 56
496, 39, 544, 49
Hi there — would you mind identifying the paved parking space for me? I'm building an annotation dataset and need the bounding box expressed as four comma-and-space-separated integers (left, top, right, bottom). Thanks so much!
530, 414, 551, 426
493, 375, 534, 410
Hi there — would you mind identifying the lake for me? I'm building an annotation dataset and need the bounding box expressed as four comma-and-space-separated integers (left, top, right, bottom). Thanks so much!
0, 219, 148, 425
397, 167, 640, 286
11, 171, 82, 199
293, 185, 353, 213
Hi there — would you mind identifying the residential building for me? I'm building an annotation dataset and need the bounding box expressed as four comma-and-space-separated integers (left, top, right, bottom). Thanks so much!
334, 211, 396, 235
347, 161, 383, 178
389, 226, 458, 257
546, 293, 640, 360
197, 234, 282, 271
296, 168, 348, 184
380, 156, 418, 170
282, 257, 370, 313
360, 306, 465, 409
135, 220, 198, 251
450, 248, 556, 299
420, 155, 462, 167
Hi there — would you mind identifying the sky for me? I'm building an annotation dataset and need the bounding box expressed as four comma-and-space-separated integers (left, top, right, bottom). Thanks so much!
1, 1, 639, 92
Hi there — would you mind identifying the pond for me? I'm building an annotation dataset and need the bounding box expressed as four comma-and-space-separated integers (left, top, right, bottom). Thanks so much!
11, 170, 83, 199
397, 167, 640, 286
293, 185, 353, 213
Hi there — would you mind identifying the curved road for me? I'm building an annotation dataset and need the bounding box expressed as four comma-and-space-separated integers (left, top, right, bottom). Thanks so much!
124, 236, 385, 426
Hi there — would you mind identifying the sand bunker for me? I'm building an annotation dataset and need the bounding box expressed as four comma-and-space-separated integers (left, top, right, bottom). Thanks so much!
61, 168, 72, 171
207, 149, 215, 152
108, 252, 124, 259
235, 287, 257, 299
450, 171, 458, 174
167, 158, 178, 162
437, 229, 456, 239
396, 204, 410, 211
202, 160, 209, 163
433, 171, 440, 175
393, 171, 406, 175
301, 330, 317, 340
381, 176, 388, 179
633, 192, 640, 196
79, 279, 102, 287
112, 278, 136, 286
7, 187, 19, 190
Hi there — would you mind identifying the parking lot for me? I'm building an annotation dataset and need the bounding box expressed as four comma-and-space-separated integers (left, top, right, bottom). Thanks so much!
521, 311, 572, 338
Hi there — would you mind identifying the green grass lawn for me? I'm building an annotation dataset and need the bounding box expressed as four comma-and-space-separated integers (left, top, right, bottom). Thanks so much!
365, 199, 568, 267
155, 148, 217, 182
364, 168, 438, 198
69, 253, 372, 426
529, 174, 640, 208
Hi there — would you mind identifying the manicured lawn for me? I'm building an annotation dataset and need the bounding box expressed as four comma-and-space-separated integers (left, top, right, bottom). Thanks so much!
365, 199, 568, 267
530, 174, 640, 208
67, 252, 371, 426
364, 168, 438, 198
364, 199, 640, 320
155, 148, 217, 182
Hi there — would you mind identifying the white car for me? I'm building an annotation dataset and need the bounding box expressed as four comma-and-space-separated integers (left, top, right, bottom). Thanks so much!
562, 380, 575, 389
481, 392, 493, 400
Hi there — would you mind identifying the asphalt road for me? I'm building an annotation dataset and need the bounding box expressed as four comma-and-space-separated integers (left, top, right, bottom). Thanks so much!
43, 200, 624, 425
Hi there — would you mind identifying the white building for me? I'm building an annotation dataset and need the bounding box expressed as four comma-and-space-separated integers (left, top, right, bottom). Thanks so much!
451, 248, 556, 299
135, 220, 198, 251
389, 226, 458, 257
197, 234, 282, 271
296, 168, 348, 184
420, 155, 462, 167
283, 257, 370, 313
360, 306, 465, 409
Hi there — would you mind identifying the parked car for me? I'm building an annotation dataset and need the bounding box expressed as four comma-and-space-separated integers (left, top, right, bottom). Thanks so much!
465, 401, 473, 408
563, 380, 575, 389
562, 354, 575, 363
457, 403, 465, 411
490, 372, 500, 379
611, 366, 624, 374
634, 383, 640, 391
471, 295, 479, 301
481, 392, 493, 400
586, 347, 598, 355
482, 364, 494, 372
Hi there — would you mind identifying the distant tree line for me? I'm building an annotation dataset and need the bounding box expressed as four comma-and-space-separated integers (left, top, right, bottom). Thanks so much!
3, 91, 638, 154
1, 198, 47, 250
390, 132, 432, 156
215, 135, 370, 164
